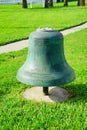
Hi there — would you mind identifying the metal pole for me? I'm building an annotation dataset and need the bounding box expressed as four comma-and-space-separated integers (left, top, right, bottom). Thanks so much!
43, 87, 49, 95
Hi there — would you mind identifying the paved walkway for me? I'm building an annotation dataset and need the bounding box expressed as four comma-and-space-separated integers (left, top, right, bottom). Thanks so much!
0, 22, 87, 54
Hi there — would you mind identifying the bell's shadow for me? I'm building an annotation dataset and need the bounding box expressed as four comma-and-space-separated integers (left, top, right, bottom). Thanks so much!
49, 83, 87, 102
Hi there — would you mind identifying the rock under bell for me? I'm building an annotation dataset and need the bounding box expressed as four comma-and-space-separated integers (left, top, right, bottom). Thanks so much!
16, 27, 75, 87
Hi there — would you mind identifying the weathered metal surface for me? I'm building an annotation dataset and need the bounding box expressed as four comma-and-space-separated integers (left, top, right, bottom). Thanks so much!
16, 27, 75, 87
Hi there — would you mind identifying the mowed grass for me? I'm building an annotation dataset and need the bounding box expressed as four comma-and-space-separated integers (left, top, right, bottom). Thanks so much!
0, 28, 87, 130
0, 2, 87, 46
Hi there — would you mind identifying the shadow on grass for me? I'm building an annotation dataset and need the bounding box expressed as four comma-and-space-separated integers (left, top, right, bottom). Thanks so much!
64, 83, 87, 102
48, 83, 87, 103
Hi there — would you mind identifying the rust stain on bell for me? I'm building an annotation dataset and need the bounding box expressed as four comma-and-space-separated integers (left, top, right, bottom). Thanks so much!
16, 27, 75, 88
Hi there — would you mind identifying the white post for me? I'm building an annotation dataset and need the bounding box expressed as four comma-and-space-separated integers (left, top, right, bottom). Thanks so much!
42, 0, 45, 7
30, 0, 33, 8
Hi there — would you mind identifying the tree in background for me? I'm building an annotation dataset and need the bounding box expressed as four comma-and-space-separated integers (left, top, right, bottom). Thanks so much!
45, 0, 53, 8
64, 0, 68, 6
49, 0, 53, 7
22, 0, 28, 8
77, 0, 85, 6
45, 0, 49, 7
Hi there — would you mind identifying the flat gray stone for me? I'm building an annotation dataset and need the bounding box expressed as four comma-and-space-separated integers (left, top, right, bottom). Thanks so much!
23, 86, 70, 102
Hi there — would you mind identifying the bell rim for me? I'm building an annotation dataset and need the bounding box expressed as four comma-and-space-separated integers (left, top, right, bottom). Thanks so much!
16, 71, 75, 87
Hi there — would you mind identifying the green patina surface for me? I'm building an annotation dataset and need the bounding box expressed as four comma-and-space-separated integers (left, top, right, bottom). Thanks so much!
17, 28, 75, 86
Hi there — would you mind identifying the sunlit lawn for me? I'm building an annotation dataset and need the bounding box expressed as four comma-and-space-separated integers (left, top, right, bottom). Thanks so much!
0, 2, 87, 46
0, 28, 87, 130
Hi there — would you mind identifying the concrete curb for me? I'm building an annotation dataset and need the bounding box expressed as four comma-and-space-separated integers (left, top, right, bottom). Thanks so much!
0, 23, 87, 54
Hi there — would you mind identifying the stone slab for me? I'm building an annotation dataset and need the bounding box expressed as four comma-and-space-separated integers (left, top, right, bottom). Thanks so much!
23, 86, 70, 102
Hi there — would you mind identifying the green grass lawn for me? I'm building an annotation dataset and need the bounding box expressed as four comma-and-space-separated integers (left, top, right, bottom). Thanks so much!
0, 2, 87, 46
0, 28, 87, 130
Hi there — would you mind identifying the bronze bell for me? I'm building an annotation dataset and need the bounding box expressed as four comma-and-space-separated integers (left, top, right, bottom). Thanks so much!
16, 28, 75, 95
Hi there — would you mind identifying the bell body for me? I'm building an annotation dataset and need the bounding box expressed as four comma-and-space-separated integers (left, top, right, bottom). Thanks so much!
17, 28, 75, 87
